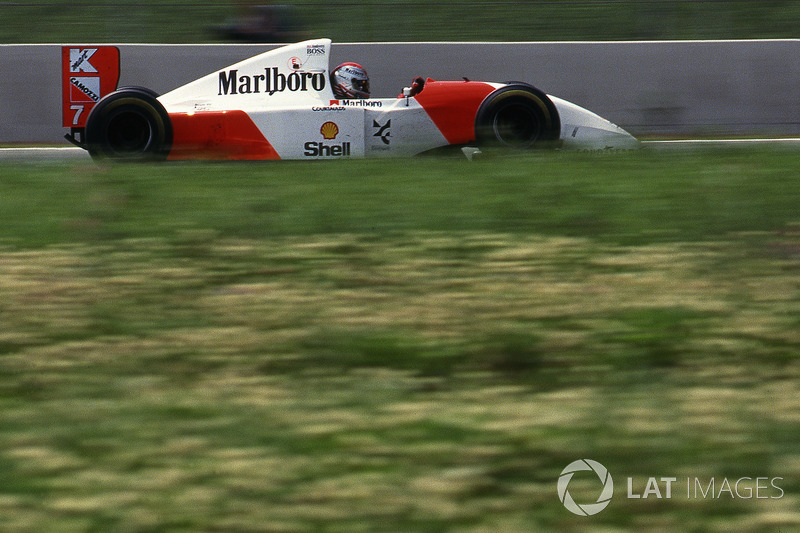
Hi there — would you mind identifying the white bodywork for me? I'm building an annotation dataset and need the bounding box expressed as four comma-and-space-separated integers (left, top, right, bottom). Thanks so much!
553, 96, 639, 150
157, 38, 638, 159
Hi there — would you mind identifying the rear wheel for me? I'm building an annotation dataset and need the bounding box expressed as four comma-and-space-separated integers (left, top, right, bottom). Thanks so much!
475, 85, 560, 149
84, 88, 172, 162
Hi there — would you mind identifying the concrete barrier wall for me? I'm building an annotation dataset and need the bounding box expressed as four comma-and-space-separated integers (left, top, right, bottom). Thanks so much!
3, 40, 799, 144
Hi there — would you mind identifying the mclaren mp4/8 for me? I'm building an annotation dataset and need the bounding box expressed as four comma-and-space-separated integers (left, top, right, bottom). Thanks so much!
62, 39, 638, 162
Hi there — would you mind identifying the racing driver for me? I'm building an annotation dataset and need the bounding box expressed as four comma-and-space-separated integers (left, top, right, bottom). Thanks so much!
330, 62, 370, 99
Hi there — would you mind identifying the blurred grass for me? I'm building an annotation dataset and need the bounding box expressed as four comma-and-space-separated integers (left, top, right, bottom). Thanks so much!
1, 149, 799, 246
0, 149, 800, 530
2, 0, 800, 43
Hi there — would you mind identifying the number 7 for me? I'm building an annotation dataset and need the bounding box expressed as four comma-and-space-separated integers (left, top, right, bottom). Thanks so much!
70, 104, 85, 125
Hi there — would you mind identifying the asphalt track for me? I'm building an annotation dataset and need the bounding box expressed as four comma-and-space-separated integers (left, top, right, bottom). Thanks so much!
2, 139, 800, 162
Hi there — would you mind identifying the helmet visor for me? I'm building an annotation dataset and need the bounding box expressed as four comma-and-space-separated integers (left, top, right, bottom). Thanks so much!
352, 77, 370, 95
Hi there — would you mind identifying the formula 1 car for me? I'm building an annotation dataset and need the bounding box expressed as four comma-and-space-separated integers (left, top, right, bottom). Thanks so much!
62, 38, 638, 162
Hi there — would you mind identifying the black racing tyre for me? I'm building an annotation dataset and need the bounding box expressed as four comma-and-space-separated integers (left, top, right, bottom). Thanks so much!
84, 88, 172, 162
474, 84, 560, 149
116, 86, 162, 99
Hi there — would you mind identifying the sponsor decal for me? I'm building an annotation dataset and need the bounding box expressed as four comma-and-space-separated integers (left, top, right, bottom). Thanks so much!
218, 67, 326, 96
304, 142, 351, 157
312, 106, 346, 112
372, 119, 391, 145
69, 76, 101, 102
288, 56, 303, 70
332, 99, 382, 108
61, 46, 120, 128
304, 121, 350, 157
320, 121, 339, 140
69, 48, 97, 73
306, 44, 326, 56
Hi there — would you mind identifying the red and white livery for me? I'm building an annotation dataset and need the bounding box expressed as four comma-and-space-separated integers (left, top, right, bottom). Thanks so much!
62, 38, 638, 161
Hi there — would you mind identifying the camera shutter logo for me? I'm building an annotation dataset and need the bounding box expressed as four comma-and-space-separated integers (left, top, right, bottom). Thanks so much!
558, 459, 614, 516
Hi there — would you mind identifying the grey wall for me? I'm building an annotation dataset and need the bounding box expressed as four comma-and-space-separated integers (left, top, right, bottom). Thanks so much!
3, 40, 799, 144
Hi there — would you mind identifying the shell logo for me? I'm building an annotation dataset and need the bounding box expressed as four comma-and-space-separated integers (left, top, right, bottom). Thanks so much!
320, 121, 339, 140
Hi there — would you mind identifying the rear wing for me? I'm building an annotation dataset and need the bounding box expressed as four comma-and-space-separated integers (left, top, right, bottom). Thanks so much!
61, 46, 120, 142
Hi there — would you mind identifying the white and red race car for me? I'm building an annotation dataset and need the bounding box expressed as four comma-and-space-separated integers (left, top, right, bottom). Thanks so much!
62, 38, 638, 161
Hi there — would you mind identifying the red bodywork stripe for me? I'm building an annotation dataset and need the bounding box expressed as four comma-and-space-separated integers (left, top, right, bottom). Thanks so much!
168, 110, 280, 160
413, 80, 496, 145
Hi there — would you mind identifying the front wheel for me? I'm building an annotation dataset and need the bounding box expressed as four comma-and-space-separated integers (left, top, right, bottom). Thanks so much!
474, 85, 560, 149
84, 88, 172, 162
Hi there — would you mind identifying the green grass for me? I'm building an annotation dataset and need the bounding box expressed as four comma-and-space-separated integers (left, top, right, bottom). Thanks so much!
1, 149, 800, 530
3, 1, 800, 43
2, 149, 800, 247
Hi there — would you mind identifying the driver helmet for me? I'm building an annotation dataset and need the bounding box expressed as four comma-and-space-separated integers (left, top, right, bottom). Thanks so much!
331, 62, 370, 99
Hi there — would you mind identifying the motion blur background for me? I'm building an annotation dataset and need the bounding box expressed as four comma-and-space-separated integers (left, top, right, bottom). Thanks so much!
2, 2, 800, 532
3, 0, 800, 43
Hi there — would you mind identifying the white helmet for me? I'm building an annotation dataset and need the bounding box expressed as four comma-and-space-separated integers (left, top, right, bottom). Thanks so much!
331, 62, 370, 99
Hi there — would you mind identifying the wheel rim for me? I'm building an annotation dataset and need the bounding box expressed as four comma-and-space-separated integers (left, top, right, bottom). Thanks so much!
492, 101, 542, 148
106, 109, 154, 156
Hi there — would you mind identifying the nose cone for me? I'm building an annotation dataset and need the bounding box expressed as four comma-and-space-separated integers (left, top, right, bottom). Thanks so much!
613, 126, 640, 150
569, 123, 640, 151
550, 95, 640, 150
